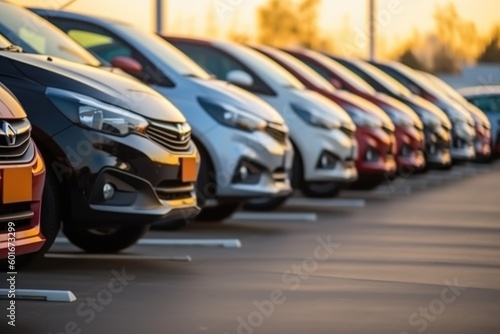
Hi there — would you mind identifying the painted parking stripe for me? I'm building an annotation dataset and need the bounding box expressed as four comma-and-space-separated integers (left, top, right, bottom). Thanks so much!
0, 289, 76, 302
46, 253, 192, 262
231, 212, 317, 222
285, 198, 366, 208
54, 237, 241, 249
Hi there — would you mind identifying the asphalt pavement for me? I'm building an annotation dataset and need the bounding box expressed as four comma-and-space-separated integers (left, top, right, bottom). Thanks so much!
1, 161, 500, 334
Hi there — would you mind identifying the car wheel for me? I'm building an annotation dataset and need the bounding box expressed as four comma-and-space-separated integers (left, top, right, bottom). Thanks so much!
63, 225, 149, 253
195, 202, 241, 222
300, 182, 343, 198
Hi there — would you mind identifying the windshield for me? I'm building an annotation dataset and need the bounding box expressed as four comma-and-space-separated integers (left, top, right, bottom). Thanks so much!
257, 46, 334, 92
307, 52, 376, 94
223, 43, 305, 89
352, 60, 413, 97
0, 2, 101, 66
115, 23, 211, 80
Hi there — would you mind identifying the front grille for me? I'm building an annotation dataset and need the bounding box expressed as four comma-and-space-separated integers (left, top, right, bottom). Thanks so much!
0, 118, 34, 163
272, 168, 287, 182
265, 123, 288, 144
155, 180, 194, 201
382, 125, 395, 136
0, 203, 33, 233
146, 121, 192, 153
340, 126, 356, 138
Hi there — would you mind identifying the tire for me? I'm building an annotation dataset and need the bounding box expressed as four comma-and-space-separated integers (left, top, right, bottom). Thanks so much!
349, 175, 385, 190
300, 182, 343, 198
243, 195, 291, 211
63, 225, 149, 253
195, 202, 241, 222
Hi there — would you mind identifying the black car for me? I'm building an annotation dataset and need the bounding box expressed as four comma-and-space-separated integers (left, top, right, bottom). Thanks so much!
0, 41, 200, 253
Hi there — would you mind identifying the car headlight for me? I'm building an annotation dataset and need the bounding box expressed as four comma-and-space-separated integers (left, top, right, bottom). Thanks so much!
46, 87, 148, 135
343, 105, 383, 129
290, 104, 342, 130
198, 97, 266, 132
383, 106, 414, 128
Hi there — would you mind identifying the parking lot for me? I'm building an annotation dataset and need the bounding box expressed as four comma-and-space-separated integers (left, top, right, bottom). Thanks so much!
1, 161, 499, 334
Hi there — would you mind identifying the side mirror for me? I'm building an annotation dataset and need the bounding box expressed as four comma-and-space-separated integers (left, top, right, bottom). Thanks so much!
110, 56, 143, 75
330, 78, 342, 89
226, 70, 254, 87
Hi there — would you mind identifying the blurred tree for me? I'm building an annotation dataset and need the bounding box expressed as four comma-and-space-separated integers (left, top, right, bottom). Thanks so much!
477, 28, 500, 63
433, 2, 481, 63
398, 49, 426, 71
257, 0, 298, 46
257, 0, 331, 51
296, 0, 321, 48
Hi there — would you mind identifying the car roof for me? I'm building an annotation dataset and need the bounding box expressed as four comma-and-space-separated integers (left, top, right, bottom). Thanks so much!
459, 86, 500, 97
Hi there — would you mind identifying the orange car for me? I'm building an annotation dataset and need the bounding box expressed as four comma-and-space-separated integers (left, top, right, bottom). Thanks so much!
0, 82, 45, 266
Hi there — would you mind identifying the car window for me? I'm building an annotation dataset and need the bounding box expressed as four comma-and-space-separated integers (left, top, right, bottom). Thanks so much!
468, 95, 500, 113
48, 18, 174, 87
377, 64, 423, 95
174, 43, 245, 79
0, 2, 100, 66
173, 42, 275, 95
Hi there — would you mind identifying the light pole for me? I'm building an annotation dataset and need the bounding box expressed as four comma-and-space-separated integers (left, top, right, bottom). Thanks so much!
155, 0, 167, 34
369, 0, 376, 61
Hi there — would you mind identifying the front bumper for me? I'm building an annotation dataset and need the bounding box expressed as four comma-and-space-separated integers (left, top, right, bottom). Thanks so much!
395, 125, 426, 170
0, 147, 45, 259
424, 124, 452, 166
356, 126, 397, 175
204, 124, 293, 199
51, 126, 200, 228
292, 124, 358, 183
451, 121, 476, 160
474, 125, 492, 158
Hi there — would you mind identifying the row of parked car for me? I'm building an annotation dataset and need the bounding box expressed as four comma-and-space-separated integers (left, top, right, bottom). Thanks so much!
0, 1, 498, 268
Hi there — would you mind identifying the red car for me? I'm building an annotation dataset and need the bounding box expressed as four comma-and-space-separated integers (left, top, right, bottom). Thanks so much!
0, 83, 46, 267
282, 49, 425, 175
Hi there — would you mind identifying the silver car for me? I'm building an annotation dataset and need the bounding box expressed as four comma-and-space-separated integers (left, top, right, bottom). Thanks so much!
34, 9, 293, 221
166, 37, 358, 203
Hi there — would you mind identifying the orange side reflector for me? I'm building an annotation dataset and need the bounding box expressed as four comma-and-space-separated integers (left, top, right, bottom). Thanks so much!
181, 157, 197, 183
2, 167, 32, 204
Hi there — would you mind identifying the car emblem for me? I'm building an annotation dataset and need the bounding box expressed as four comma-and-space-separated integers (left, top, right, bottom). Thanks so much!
1, 121, 16, 146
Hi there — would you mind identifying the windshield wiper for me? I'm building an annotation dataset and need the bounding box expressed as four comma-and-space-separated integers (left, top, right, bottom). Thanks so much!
0, 44, 23, 53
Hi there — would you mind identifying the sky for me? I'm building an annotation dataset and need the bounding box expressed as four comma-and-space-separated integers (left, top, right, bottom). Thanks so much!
17, 0, 500, 57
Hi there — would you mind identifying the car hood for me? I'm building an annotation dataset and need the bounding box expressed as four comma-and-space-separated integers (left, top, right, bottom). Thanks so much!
374, 92, 423, 128
332, 89, 393, 126
0, 83, 26, 119
410, 95, 452, 128
290, 88, 355, 128
3, 53, 186, 122
192, 78, 285, 124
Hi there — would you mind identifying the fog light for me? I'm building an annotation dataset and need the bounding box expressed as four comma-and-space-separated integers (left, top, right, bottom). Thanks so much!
103, 183, 115, 200
316, 151, 338, 169
239, 166, 249, 181
401, 145, 412, 158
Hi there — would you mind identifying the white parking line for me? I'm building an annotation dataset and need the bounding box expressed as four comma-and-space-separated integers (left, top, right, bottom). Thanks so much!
0, 289, 76, 302
285, 198, 366, 208
54, 237, 241, 249
231, 212, 317, 222
45, 253, 192, 262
